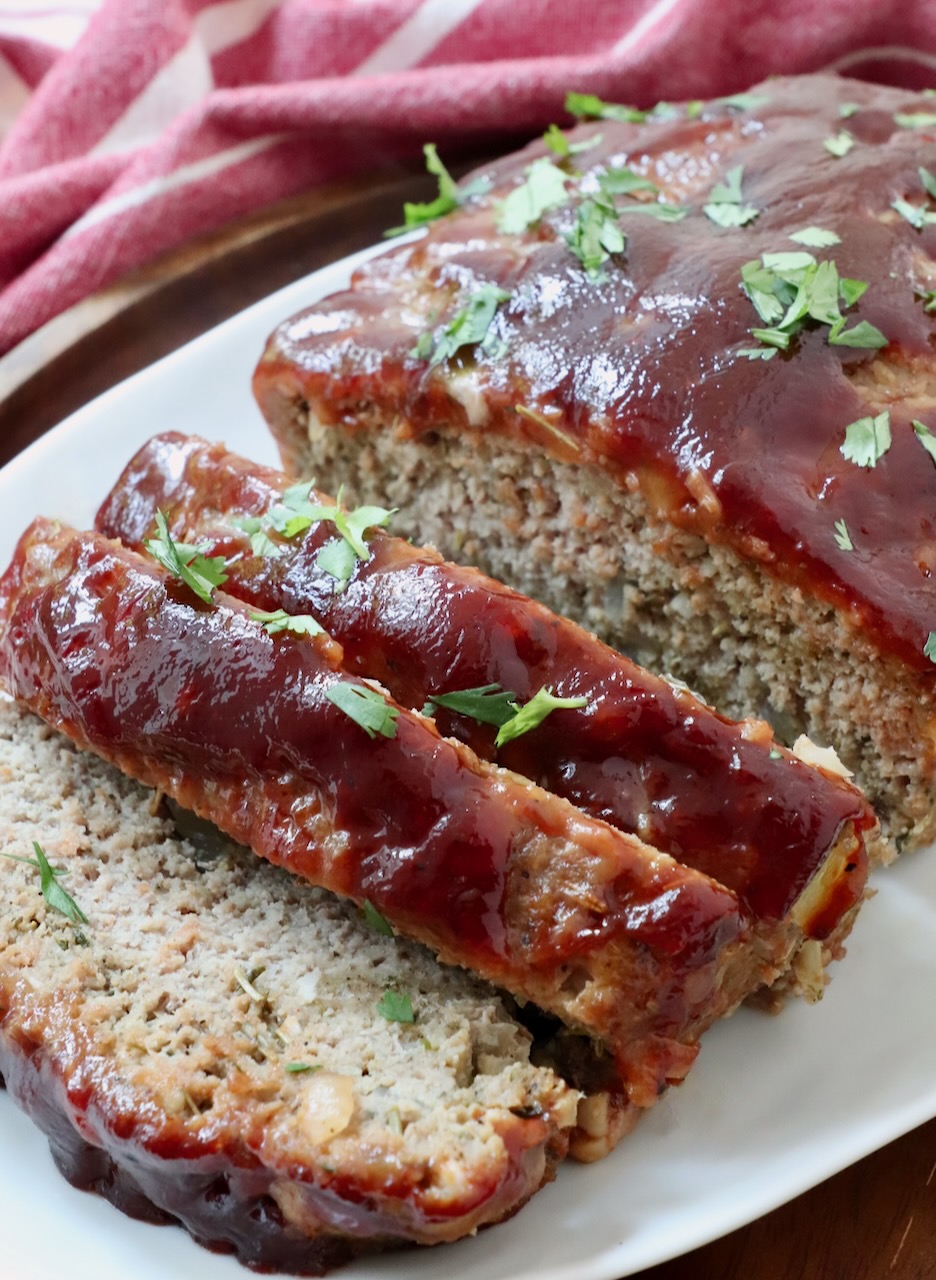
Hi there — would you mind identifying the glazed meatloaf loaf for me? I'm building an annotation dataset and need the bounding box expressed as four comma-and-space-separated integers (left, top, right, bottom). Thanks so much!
0, 700, 581, 1271
1, 518, 773, 1125
252, 73, 936, 856
95, 431, 874, 1005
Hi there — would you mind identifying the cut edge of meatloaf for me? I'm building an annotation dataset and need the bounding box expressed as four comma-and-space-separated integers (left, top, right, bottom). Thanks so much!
0, 699, 582, 1272
270, 407, 922, 862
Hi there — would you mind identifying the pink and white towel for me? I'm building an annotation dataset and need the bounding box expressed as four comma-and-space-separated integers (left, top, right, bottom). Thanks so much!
0, 0, 934, 358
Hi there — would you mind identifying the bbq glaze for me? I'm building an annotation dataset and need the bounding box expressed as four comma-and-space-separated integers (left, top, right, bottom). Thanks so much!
0, 521, 760, 1101
96, 434, 873, 933
254, 75, 936, 673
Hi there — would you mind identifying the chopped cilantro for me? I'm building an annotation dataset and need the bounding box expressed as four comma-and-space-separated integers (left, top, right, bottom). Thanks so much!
285, 1062, 322, 1074
738, 346, 778, 361
326, 682, 400, 739
497, 158, 569, 234
231, 514, 282, 559
824, 131, 855, 157
703, 164, 759, 228
717, 92, 770, 111
495, 687, 589, 749
316, 538, 358, 590
618, 202, 687, 222
892, 170, 936, 229
385, 143, 489, 237
144, 510, 228, 606
424, 683, 517, 727
789, 226, 841, 248
833, 519, 854, 551
362, 899, 394, 937
740, 252, 886, 353
921, 167, 936, 199
925, 633, 936, 663
421, 282, 511, 366
840, 411, 892, 468
838, 102, 861, 119
2, 841, 88, 925
895, 112, 936, 129
377, 990, 415, 1023
565, 91, 647, 123
917, 288, 936, 314
565, 197, 626, 278
249, 607, 324, 638
542, 123, 601, 157
597, 167, 658, 197
913, 420, 936, 467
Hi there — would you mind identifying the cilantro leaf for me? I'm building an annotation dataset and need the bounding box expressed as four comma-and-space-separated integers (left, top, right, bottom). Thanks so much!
704, 202, 759, 228
231, 514, 283, 559
377, 990, 415, 1023
828, 319, 888, 349
717, 92, 770, 111
250, 607, 324, 638
838, 277, 869, 308
498, 158, 569, 234
2, 841, 89, 925
144, 510, 228, 606
495, 687, 589, 748
838, 102, 861, 119
895, 112, 936, 129
824, 131, 855, 157
913, 420, 936, 467
738, 346, 778, 361
741, 252, 886, 354
840, 411, 892, 468
892, 198, 936, 230
565, 91, 647, 123
316, 537, 358, 590
917, 288, 936, 314
543, 123, 602, 157
326, 682, 400, 739
425, 283, 511, 366
925, 633, 936, 663
789, 226, 842, 247
751, 327, 792, 349
565, 198, 626, 278
385, 144, 489, 236
920, 167, 936, 199
425, 683, 518, 727
598, 167, 658, 197
833, 519, 854, 551
363, 899, 394, 937
618, 202, 687, 222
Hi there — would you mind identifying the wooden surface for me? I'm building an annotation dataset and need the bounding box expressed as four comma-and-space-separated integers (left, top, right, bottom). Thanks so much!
1, 164, 935, 1280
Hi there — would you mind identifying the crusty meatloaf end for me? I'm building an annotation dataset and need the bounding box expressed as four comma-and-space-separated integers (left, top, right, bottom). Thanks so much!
252, 73, 936, 857
0, 700, 581, 1272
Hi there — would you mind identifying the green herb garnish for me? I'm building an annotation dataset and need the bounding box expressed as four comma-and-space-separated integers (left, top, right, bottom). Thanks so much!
565, 91, 648, 123
385, 143, 489, 236
789, 226, 841, 247
285, 1062, 322, 1074
420, 282, 511, 367
2, 841, 88, 924
833, 518, 854, 551
231, 514, 283, 559
703, 164, 759, 228
740, 251, 886, 353
913, 420, 936, 467
363, 899, 394, 937
377, 990, 415, 1023
895, 112, 936, 129
925, 633, 936, 663
326, 682, 400, 739
495, 687, 589, 748
565, 198, 626, 278
840, 411, 892, 468
424, 683, 517, 727
917, 289, 936, 313
824, 130, 855, 157
892, 168, 936, 229
617, 202, 687, 222
542, 124, 602, 157
597, 167, 658, 197
838, 102, 861, 119
250, 607, 324, 638
497, 158, 569, 234
717, 92, 770, 111
144, 510, 228, 606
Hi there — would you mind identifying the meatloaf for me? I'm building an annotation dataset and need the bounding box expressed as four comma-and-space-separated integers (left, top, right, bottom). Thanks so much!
1, 518, 777, 1122
95, 430, 874, 1005
252, 72, 936, 856
0, 699, 581, 1271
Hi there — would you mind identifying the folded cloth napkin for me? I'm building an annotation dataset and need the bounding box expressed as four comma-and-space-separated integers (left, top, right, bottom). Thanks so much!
0, 0, 934, 359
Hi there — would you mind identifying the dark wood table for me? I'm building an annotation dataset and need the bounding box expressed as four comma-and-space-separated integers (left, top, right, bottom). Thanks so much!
2, 163, 934, 1280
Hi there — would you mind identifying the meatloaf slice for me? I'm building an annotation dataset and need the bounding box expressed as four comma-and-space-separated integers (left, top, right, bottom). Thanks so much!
95, 430, 875, 1005
252, 72, 936, 857
0, 700, 580, 1271
1, 519, 767, 1120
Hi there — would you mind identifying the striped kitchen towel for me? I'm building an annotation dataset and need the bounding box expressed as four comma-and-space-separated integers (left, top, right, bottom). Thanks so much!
0, 0, 934, 358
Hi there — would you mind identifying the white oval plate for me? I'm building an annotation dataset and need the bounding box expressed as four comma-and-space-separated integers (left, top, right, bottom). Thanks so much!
3, 244, 936, 1280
